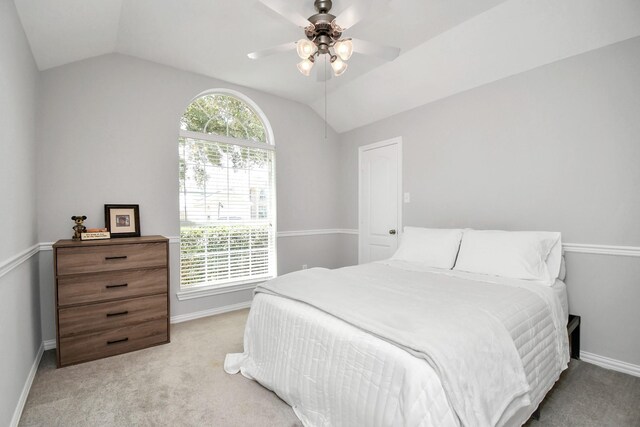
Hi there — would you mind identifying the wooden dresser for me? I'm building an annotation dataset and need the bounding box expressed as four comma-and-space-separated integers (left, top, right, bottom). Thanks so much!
53, 236, 170, 367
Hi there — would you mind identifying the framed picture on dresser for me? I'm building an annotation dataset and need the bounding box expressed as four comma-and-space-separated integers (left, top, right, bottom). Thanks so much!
105, 204, 140, 238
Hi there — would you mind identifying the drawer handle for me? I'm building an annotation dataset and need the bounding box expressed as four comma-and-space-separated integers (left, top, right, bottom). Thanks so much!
105, 283, 128, 289
106, 310, 129, 317
107, 338, 129, 345
105, 255, 128, 260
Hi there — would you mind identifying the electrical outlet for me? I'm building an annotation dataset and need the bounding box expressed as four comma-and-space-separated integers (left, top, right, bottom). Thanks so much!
302, 264, 308, 270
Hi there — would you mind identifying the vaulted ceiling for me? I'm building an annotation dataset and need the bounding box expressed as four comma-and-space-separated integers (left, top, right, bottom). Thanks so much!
14, 0, 640, 132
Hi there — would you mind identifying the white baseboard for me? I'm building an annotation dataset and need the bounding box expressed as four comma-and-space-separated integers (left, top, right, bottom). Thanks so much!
170, 301, 252, 324
19, 320, 637, 427
10, 342, 44, 427
581, 351, 640, 377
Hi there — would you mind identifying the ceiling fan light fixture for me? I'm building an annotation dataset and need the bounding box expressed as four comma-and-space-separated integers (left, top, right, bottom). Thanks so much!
296, 39, 317, 59
334, 39, 353, 61
297, 57, 315, 76
249, 0, 399, 80
330, 55, 347, 76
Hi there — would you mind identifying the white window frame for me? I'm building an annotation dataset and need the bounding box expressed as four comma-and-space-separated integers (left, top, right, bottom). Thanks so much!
176, 89, 277, 298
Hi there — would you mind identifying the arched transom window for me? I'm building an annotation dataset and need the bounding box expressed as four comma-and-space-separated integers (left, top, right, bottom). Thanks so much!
179, 91, 276, 289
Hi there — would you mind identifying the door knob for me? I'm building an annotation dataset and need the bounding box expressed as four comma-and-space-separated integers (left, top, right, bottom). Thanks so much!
389, 229, 396, 235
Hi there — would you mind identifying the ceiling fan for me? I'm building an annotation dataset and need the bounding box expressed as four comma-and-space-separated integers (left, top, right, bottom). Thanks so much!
248, 0, 401, 79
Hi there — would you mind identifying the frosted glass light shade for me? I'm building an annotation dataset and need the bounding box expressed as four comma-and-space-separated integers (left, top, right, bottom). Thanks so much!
330, 56, 348, 76
334, 39, 353, 61
297, 39, 317, 59
297, 58, 314, 76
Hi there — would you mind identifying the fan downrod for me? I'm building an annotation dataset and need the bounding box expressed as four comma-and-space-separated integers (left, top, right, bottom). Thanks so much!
314, 0, 332, 13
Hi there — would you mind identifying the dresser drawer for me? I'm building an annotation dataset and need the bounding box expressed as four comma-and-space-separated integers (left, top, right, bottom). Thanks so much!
57, 268, 167, 306
59, 318, 168, 366
56, 242, 166, 276
58, 294, 167, 338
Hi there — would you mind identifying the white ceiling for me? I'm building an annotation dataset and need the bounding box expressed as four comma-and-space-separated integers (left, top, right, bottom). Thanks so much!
14, 0, 640, 133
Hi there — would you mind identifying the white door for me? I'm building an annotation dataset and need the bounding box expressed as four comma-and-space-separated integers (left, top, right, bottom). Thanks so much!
359, 137, 402, 264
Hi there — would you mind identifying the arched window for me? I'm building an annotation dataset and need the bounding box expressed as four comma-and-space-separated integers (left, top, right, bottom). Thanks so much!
178, 91, 276, 289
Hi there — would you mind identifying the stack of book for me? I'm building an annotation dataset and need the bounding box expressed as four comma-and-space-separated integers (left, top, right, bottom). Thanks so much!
81, 228, 111, 240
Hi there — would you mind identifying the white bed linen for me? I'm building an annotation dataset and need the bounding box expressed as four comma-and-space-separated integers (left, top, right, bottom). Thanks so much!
386, 260, 568, 321
225, 262, 569, 427
228, 293, 459, 426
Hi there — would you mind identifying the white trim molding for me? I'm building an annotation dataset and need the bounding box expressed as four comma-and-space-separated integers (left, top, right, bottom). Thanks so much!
563, 243, 640, 257
43, 339, 56, 351
10, 342, 44, 427
277, 228, 358, 238
42, 237, 181, 249
39, 242, 54, 251
272, 232, 640, 257
162, 232, 359, 241
6, 236, 639, 284
28, 237, 640, 257
170, 301, 252, 324
581, 351, 640, 378
0, 244, 40, 279
176, 280, 262, 301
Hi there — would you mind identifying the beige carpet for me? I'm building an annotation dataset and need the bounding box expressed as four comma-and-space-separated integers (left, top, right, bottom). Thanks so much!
20, 309, 640, 426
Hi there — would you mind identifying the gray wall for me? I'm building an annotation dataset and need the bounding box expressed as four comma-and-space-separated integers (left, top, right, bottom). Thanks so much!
36, 53, 345, 341
0, 0, 42, 424
339, 37, 640, 366
278, 233, 357, 273
4, 13, 637, 424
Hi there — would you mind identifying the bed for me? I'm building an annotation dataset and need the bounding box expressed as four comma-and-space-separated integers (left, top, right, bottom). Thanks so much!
225, 228, 570, 427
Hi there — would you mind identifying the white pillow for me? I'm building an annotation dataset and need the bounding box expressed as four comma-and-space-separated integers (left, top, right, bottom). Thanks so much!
454, 230, 561, 284
546, 237, 564, 282
391, 227, 464, 269
558, 256, 566, 281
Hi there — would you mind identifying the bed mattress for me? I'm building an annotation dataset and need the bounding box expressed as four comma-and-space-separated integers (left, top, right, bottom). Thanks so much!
225, 262, 569, 427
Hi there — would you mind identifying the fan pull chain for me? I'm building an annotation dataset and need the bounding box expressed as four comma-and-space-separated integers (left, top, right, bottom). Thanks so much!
324, 55, 328, 139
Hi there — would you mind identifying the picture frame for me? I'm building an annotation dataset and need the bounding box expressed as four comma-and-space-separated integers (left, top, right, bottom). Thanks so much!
104, 204, 140, 238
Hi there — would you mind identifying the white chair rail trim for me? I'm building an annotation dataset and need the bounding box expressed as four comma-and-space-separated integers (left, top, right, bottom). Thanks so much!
3, 234, 639, 280
0, 243, 40, 279
171, 230, 358, 240
562, 243, 640, 257
274, 230, 640, 257
277, 228, 359, 237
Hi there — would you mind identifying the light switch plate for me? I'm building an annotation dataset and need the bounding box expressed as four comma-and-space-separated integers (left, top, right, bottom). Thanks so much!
404, 192, 411, 203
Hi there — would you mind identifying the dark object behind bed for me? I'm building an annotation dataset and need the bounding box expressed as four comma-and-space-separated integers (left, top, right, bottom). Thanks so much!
568, 314, 581, 359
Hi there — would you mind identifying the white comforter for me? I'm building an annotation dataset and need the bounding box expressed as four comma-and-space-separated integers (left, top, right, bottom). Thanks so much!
225, 262, 569, 427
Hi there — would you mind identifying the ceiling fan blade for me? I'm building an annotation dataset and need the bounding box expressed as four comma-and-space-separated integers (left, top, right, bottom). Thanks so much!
247, 42, 296, 60
333, 1, 372, 30
258, 0, 310, 28
351, 38, 400, 61
334, 0, 392, 30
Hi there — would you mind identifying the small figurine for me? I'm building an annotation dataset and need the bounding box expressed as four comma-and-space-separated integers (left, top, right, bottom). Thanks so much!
71, 215, 87, 240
